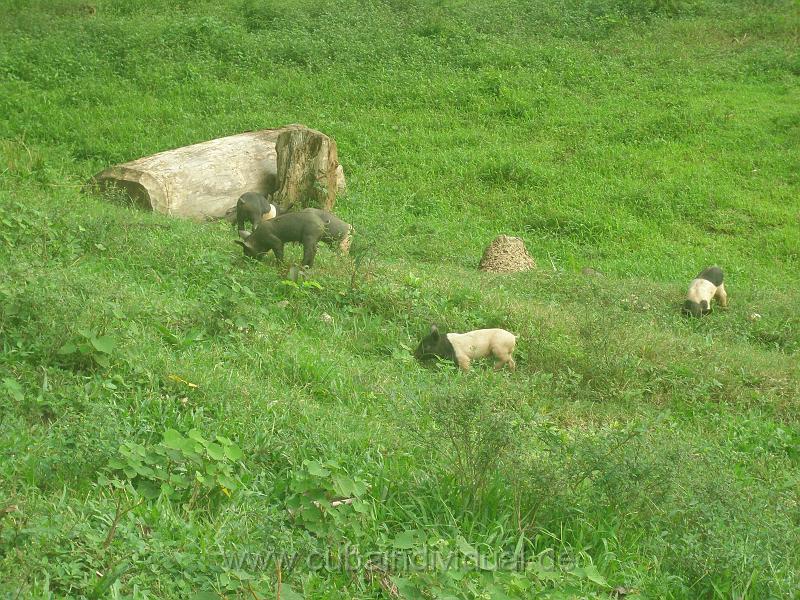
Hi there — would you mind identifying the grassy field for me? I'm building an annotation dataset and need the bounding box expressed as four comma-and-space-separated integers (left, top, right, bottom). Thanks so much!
1, 0, 799, 598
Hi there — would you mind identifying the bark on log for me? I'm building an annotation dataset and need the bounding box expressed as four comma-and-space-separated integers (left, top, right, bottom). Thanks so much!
88, 125, 345, 221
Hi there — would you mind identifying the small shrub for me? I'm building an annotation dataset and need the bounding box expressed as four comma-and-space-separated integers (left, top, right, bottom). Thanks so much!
284, 459, 371, 539
106, 428, 245, 508
416, 379, 527, 505
0, 199, 44, 248
56, 328, 118, 370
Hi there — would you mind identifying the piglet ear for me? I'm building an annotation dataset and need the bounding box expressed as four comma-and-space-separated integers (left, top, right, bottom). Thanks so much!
238, 230, 252, 240
430, 324, 439, 338
233, 240, 247, 248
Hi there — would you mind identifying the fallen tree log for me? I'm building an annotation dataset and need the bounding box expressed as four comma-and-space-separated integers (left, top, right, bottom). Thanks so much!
88, 125, 345, 221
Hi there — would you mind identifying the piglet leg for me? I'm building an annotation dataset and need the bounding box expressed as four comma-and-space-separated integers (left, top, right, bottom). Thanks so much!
301, 236, 319, 267
494, 352, 516, 372
273, 241, 285, 262
715, 283, 728, 308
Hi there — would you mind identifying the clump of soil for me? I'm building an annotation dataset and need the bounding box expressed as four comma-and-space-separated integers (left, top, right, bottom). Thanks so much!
479, 235, 535, 273
581, 266, 604, 277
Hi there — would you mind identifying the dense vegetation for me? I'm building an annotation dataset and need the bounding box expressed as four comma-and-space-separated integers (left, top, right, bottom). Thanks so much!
1, 0, 799, 597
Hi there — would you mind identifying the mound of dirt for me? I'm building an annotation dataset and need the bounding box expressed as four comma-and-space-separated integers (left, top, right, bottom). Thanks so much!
479, 235, 535, 273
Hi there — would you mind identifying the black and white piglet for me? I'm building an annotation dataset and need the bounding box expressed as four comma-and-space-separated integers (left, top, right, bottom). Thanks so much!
414, 324, 517, 372
682, 266, 728, 317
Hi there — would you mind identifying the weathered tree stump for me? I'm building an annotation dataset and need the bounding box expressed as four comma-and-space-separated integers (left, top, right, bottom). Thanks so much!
88, 125, 345, 221
273, 125, 341, 211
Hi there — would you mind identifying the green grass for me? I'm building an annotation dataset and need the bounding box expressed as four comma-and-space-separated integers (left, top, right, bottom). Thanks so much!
1, 0, 799, 598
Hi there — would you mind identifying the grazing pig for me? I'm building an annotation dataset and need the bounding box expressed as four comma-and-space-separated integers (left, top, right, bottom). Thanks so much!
235, 209, 352, 267
301, 208, 353, 253
414, 324, 517, 372
682, 266, 728, 317
236, 192, 279, 231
